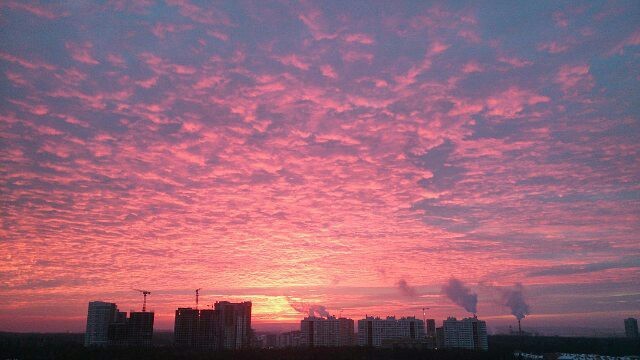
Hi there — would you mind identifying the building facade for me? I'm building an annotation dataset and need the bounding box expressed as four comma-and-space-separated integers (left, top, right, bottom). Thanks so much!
426, 319, 436, 337
173, 302, 252, 350
127, 311, 154, 347
440, 317, 487, 351
624, 318, 638, 338
300, 316, 355, 347
357, 316, 425, 347
85, 301, 154, 347
174, 308, 200, 347
215, 301, 252, 350
85, 301, 119, 346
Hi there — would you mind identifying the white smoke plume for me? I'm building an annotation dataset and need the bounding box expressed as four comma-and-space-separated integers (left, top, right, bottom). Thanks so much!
442, 278, 478, 314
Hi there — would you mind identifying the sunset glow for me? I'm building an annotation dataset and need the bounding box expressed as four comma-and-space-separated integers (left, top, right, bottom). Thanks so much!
1, 1, 639, 333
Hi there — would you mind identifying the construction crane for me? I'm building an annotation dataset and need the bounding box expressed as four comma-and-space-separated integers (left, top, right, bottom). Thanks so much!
195, 288, 202, 309
134, 289, 151, 312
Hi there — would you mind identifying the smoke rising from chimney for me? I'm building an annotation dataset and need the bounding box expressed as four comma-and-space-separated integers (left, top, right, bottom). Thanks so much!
442, 278, 478, 314
287, 297, 331, 318
396, 279, 418, 298
502, 283, 530, 320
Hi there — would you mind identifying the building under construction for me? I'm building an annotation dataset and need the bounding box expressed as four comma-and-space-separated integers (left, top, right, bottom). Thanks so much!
174, 301, 252, 350
84, 301, 154, 347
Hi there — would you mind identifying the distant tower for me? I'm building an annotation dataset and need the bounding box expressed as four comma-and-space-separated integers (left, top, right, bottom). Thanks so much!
625, 318, 639, 338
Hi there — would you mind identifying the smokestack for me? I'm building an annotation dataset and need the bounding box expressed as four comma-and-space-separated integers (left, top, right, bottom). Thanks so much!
518, 319, 522, 336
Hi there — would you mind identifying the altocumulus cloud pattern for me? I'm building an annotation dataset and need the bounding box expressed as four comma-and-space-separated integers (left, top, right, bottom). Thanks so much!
0, 1, 639, 332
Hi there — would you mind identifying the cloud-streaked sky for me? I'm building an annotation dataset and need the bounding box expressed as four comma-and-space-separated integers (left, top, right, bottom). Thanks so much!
1, 1, 639, 333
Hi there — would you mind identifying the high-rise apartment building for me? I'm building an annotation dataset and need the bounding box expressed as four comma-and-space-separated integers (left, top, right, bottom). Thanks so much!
357, 316, 425, 347
441, 317, 487, 351
215, 301, 252, 350
625, 318, 639, 338
174, 308, 200, 347
128, 311, 154, 347
85, 301, 118, 347
85, 301, 154, 347
174, 308, 217, 349
300, 316, 355, 347
173, 301, 252, 350
426, 319, 436, 337
107, 311, 128, 346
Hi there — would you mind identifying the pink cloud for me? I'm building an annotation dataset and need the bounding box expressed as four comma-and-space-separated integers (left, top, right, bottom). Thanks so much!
0, 52, 56, 70
276, 54, 310, 70
298, 3, 339, 41
342, 33, 375, 45
342, 50, 374, 63
320, 64, 338, 79
165, 0, 233, 27
607, 29, 640, 56
552, 11, 569, 28
462, 61, 483, 73
151, 23, 194, 39
555, 64, 594, 95
497, 55, 533, 68
65, 42, 100, 65
2, 1, 61, 19
1, 1, 638, 333
537, 41, 569, 54
486, 87, 550, 118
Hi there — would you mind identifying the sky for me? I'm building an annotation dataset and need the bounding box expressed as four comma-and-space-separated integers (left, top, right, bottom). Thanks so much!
0, 1, 639, 334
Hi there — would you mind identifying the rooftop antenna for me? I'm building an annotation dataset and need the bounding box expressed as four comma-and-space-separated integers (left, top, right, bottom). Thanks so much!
195, 288, 202, 309
133, 289, 151, 312
339, 308, 343, 318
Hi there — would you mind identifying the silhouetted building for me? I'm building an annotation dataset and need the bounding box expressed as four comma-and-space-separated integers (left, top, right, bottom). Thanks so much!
173, 301, 252, 350
174, 308, 217, 349
426, 319, 436, 337
174, 308, 200, 347
215, 301, 252, 350
357, 316, 425, 347
277, 330, 302, 348
85, 301, 154, 347
198, 309, 217, 347
301, 316, 355, 347
107, 311, 128, 346
625, 318, 638, 338
441, 316, 487, 351
85, 301, 118, 346
435, 326, 444, 348
128, 311, 154, 347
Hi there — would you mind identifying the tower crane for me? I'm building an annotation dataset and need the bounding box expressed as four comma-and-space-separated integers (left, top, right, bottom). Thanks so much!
133, 289, 151, 312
